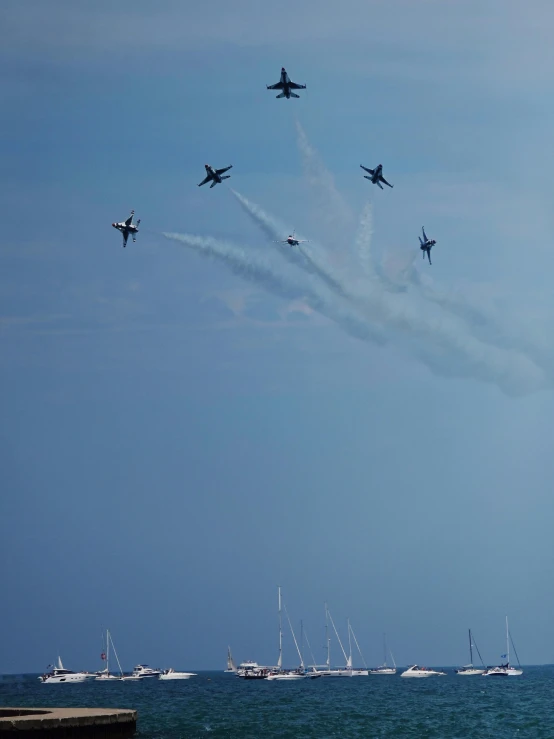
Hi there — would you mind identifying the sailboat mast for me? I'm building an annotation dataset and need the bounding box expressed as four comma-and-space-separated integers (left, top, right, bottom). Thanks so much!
106, 629, 110, 674
347, 619, 352, 668
328, 609, 349, 665
469, 629, 473, 666
383, 633, 387, 666
284, 605, 304, 668
277, 586, 283, 669
325, 603, 330, 669
506, 616, 509, 665
300, 620, 304, 668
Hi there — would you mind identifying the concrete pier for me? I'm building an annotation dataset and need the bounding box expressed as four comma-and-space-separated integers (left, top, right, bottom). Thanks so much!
0, 707, 136, 737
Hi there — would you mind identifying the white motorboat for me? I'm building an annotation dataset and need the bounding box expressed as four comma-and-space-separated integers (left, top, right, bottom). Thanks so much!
400, 665, 446, 678
224, 646, 237, 673
131, 664, 161, 678
369, 634, 397, 674
456, 629, 485, 675
39, 657, 94, 684
482, 617, 523, 677
266, 670, 306, 680
95, 629, 124, 681
120, 674, 143, 681
159, 668, 197, 680
236, 661, 270, 679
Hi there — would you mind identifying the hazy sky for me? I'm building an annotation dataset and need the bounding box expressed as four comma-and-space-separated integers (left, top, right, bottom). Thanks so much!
2, 0, 554, 673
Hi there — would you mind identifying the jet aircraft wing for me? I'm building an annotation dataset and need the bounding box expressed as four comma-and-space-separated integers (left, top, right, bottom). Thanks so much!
288, 82, 306, 90
379, 175, 393, 188
215, 165, 232, 175
124, 211, 134, 226
360, 165, 374, 175
210, 180, 218, 188
122, 231, 129, 247
198, 175, 211, 187
267, 81, 285, 90
422, 227, 428, 241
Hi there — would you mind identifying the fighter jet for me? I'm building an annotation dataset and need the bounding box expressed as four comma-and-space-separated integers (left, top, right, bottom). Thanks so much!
112, 210, 140, 247
360, 164, 393, 190
266, 67, 306, 99
198, 164, 233, 189
419, 226, 436, 265
274, 231, 310, 247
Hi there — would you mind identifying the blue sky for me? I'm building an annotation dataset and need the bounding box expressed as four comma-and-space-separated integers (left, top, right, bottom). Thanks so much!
2, 0, 554, 672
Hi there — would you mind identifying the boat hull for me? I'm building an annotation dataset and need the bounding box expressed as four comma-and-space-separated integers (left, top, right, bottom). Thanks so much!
159, 673, 196, 680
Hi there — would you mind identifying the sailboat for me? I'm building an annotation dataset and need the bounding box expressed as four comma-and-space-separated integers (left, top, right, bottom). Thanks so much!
482, 617, 523, 676
95, 629, 124, 680
369, 633, 397, 674
322, 607, 367, 676
346, 620, 369, 676
456, 629, 485, 675
266, 587, 306, 680
224, 646, 237, 673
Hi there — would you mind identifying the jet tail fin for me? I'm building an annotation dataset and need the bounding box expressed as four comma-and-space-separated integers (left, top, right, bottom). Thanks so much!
289, 92, 300, 98
220, 175, 231, 181
210, 181, 218, 188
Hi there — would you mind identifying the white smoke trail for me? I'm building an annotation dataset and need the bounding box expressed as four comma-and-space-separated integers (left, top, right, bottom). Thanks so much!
163, 232, 386, 346
231, 189, 348, 298
355, 284, 545, 395
354, 201, 375, 279
295, 120, 355, 241
408, 270, 554, 379
292, 128, 546, 394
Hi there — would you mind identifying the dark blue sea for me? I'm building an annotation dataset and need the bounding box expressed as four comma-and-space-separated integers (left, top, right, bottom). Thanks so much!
2, 668, 554, 738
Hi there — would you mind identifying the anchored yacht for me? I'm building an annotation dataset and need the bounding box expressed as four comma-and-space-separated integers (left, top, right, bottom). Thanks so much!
159, 668, 197, 680
236, 661, 269, 679
39, 657, 94, 684
131, 664, 161, 678
482, 617, 523, 677
224, 646, 237, 673
369, 634, 397, 675
400, 665, 446, 678
456, 629, 485, 675
95, 629, 124, 680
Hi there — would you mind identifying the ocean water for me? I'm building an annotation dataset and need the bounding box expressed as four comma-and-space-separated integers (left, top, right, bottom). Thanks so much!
1, 668, 553, 738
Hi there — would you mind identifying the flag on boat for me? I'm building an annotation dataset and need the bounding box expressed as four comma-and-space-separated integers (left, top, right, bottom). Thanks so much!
500, 654, 507, 658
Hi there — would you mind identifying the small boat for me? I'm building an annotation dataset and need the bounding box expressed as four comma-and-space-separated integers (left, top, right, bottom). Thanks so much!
369, 633, 397, 674
266, 670, 306, 681
456, 629, 485, 675
95, 629, 124, 680
400, 665, 446, 678
224, 646, 237, 673
236, 661, 269, 679
131, 664, 161, 678
120, 674, 143, 681
482, 617, 523, 677
159, 668, 197, 680
39, 657, 94, 684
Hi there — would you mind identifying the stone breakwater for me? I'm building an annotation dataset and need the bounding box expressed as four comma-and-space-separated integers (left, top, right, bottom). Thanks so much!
0, 707, 136, 738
